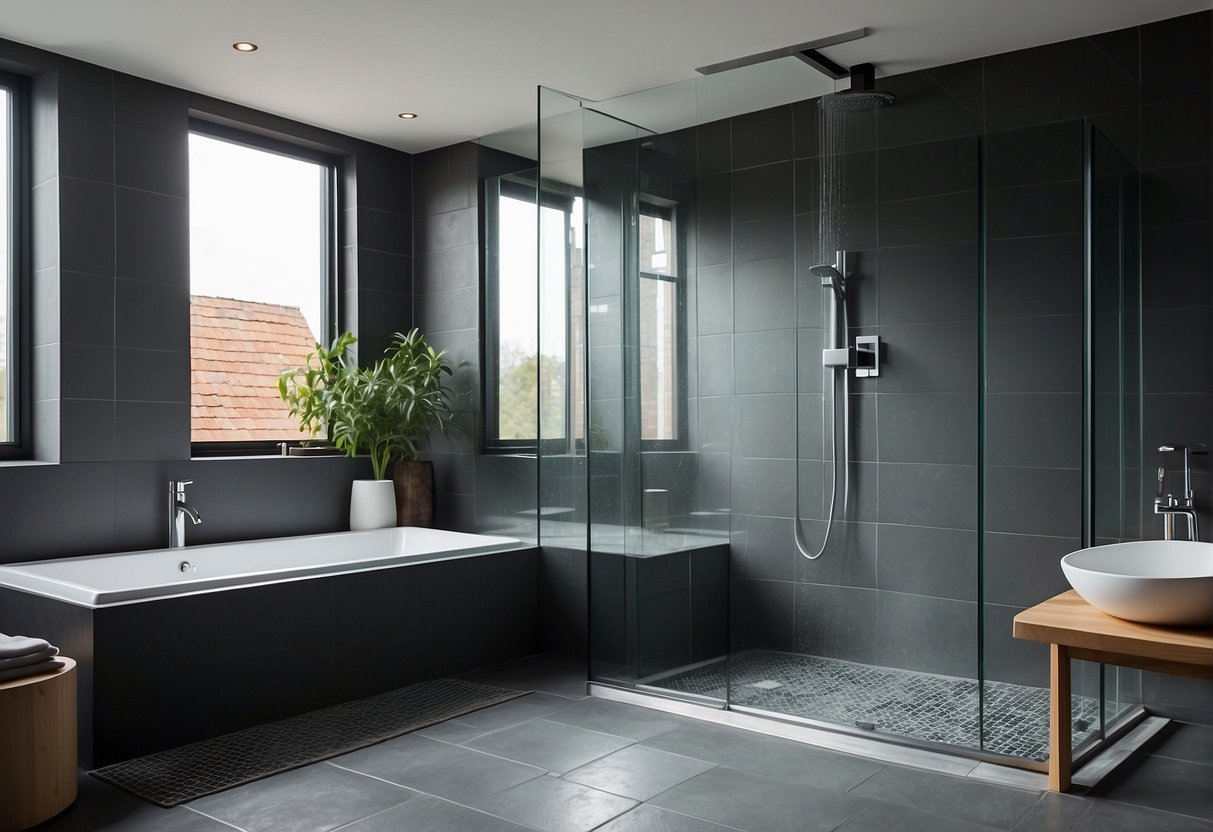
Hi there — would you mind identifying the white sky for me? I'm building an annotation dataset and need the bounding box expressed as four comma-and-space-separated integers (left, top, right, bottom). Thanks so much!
498, 194, 579, 361
188, 132, 324, 338
0, 90, 9, 329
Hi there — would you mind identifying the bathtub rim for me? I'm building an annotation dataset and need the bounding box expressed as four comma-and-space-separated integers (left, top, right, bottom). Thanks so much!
0, 527, 530, 610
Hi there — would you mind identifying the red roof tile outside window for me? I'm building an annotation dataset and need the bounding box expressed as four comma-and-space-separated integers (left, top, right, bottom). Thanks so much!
189, 295, 316, 442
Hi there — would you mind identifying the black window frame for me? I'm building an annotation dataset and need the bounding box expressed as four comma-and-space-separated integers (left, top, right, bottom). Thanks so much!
0, 69, 30, 461
187, 119, 340, 458
481, 174, 579, 454
636, 200, 688, 452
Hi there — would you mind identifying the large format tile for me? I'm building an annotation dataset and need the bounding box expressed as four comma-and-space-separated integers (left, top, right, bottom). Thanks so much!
1009, 793, 1091, 832
848, 765, 1039, 830
596, 804, 743, 832
1096, 755, 1213, 822
38, 776, 232, 832
333, 734, 545, 804
838, 800, 1003, 832
455, 692, 573, 730
650, 766, 869, 832
565, 744, 715, 801
462, 654, 588, 699
339, 794, 531, 832
642, 721, 883, 792
1072, 800, 1213, 832
472, 774, 638, 832
465, 718, 635, 773
1150, 722, 1213, 765
187, 763, 415, 832
545, 696, 690, 741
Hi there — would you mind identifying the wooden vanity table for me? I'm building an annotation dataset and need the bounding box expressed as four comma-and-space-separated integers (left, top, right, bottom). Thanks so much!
1013, 591, 1212, 792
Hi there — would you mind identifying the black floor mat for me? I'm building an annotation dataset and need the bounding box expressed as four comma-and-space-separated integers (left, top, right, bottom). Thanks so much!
91, 678, 530, 807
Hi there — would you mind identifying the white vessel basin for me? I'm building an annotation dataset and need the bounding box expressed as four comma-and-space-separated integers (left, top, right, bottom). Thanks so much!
1061, 541, 1213, 627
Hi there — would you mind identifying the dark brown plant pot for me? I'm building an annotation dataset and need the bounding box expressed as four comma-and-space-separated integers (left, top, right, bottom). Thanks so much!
392, 459, 435, 528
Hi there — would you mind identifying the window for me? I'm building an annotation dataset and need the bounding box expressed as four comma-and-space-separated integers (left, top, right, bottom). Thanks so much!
0, 71, 27, 456
483, 175, 584, 449
188, 123, 335, 448
638, 204, 684, 444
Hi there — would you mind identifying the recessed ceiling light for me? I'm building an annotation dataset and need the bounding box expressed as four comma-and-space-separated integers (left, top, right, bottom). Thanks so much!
397, 112, 418, 120
232, 42, 259, 53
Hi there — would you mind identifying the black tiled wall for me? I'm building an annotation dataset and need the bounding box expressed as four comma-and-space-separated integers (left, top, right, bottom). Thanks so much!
680, 12, 1210, 720
0, 38, 414, 561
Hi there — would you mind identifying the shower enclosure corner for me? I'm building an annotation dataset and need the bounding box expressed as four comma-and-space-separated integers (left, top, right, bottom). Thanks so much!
536, 59, 1145, 772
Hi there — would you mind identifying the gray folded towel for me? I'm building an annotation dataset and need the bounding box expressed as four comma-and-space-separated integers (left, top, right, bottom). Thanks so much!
0, 646, 60, 670
0, 659, 65, 683
0, 635, 54, 660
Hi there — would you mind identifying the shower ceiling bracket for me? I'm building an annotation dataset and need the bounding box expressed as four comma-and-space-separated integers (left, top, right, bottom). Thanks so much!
695, 27, 869, 76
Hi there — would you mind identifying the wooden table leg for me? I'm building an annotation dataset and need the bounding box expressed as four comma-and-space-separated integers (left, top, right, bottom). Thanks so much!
1049, 643, 1072, 792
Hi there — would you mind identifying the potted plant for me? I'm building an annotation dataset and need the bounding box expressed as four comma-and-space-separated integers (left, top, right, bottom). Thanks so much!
278, 329, 454, 529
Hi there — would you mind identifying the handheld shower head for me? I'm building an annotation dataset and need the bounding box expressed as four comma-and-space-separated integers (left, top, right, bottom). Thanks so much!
810, 264, 847, 299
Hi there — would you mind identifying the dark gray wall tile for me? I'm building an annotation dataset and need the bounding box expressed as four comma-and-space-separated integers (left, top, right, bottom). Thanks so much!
60, 175, 115, 274
878, 394, 977, 465
877, 242, 977, 325
877, 524, 977, 601
986, 393, 1082, 469
985, 466, 1082, 538
878, 191, 977, 248
878, 463, 977, 530
115, 188, 188, 284
59, 115, 114, 183
794, 583, 878, 663
877, 138, 978, 201
983, 532, 1077, 608
733, 257, 793, 332
877, 592, 977, 677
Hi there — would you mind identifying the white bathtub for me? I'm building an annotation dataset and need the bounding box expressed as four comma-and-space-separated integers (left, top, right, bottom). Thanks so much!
0, 527, 525, 608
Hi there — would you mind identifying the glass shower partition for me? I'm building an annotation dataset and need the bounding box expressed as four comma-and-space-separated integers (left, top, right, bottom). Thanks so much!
554, 61, 1143, 772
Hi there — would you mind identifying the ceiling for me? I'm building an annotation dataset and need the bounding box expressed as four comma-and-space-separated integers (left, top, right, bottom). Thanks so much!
0, 0, 1207, 154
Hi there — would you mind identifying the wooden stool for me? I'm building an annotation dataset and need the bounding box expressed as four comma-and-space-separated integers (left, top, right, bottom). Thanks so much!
0, 658, 77, 832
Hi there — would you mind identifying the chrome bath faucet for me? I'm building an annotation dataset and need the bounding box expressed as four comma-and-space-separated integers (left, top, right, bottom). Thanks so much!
1154, 444, 1206, 541
170, 479, 202, 548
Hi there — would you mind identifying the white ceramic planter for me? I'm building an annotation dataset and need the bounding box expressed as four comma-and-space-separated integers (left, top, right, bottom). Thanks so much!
350, 480, 397, 530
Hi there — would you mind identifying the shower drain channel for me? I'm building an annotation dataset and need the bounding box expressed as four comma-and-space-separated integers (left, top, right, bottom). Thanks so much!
651, 649, 1101, 762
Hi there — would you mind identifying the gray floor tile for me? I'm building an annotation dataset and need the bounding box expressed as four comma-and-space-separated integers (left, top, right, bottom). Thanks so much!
642, 721, 884, 791
338, 794, 531, 832
547, 696, 691, 740
187, 763, 415, 832
456, 692, 573, 730
39, 776, 231, 832
414, 717, 492, 743
649, 766, 870, 832
565, 744, 716, 801
1009, 793, 1091, 832
1150, 723, 1213, 765
1073, 800, 1213, 832
596, 804, 745, 832
838, 801, 1005, 831
465, 718, 635, 773
463, 655, 588, 699
1097, 755, 1213, 821
848, 765, 1041, 830
473, 774, 638, 832
332, 733, 546, 803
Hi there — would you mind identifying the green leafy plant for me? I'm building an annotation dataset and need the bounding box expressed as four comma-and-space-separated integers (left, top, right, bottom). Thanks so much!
278, 329, 454, 481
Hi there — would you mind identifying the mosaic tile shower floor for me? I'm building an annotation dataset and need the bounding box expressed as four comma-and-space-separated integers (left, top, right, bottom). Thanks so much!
646, 650, 1103, 762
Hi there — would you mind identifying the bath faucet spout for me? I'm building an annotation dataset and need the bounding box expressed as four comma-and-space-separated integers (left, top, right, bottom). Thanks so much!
1153, 445, 1205, 542
170, 480, 202, 548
